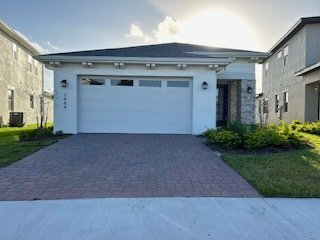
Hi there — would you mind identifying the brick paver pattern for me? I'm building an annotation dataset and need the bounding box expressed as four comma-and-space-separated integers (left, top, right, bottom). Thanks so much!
0, 134, 260, 200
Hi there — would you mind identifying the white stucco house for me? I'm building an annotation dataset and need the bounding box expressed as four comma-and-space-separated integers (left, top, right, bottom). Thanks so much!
36, 43, 268, 135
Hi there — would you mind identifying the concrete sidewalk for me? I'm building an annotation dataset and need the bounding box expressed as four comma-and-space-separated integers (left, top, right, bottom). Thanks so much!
0, 198, 319, 240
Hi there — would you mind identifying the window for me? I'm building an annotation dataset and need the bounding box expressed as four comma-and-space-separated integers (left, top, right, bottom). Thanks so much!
8, 89, 14, 111
283, 91, 288, 112
258, 99, 262, 114
34, 61, 38, 75
39, 96, 44, 114
263, 98, 269, 114
139, 80, 161, 87
275, 94, 279, 113
265, 61, 269, 77
277, 50, 282, 59
27, 54, 33, 72
167, 81, 189, 87
81, 77, 105, 85
111, 79, 133, 86
284, 45, 289, 66
12, 43, 17, 60
30, 95, 34, 109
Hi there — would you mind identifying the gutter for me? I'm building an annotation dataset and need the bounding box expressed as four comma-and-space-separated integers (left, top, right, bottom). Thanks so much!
0, 19, 40, 55
295, 61, 320, 76
35, 55, 236, 66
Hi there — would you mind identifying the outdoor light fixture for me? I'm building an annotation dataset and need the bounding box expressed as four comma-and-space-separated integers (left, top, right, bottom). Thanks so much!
202, 81, 208, 90
247, 86, 253, 94
315, 84, 320, 92
61, 79, 67, 88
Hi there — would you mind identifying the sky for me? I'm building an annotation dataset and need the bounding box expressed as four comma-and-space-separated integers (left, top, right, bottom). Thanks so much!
1, 0, 320, 91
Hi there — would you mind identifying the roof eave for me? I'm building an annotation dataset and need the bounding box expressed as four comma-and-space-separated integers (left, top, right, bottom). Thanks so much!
35, 55, 235, 65
268, 17, 320, 54
295, 61, 320, 76
0, 20, 40, 55
188, 51, 270, 58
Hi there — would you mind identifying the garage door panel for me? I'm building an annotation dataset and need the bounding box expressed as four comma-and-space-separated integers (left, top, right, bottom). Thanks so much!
136, 102, 163, 111
80, 112, 107, 122
78, 78, 192, 134
80, 101, 107, 110
79, 123, 107, 133
109, 110, 138, 122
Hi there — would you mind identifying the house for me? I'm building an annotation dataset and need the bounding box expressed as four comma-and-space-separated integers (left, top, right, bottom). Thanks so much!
259, 16, 320, 124
36, 43, 268, 134
0, 19, 49, 126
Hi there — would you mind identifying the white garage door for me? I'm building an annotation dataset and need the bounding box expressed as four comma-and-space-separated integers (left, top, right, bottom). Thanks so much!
78, 77, 192, 134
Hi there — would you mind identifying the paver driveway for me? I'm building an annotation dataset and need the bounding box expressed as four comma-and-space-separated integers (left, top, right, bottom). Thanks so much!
0, 134, 259, 200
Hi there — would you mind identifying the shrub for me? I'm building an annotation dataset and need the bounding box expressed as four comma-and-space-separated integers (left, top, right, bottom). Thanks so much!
244, 125, 286, 149
55, 130, 64, 135
225, 122, 255, 137
203, 128, 216, 139
205, 129, 242, 149
300, 122, 320, 135
19, 126, 54, 141
203, 122, 306, 151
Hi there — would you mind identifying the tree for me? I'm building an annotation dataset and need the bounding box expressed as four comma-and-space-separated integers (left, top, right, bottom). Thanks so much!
24, 89, 53, 129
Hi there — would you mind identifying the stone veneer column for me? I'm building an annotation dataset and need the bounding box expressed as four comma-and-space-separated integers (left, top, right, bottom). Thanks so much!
229, 81, 238, 122
239, 79, 256, 124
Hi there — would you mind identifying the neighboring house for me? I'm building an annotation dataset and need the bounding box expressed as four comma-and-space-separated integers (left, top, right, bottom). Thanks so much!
36, 42, 268, 134
0, 19, 49, 126
259, 16, 320, 124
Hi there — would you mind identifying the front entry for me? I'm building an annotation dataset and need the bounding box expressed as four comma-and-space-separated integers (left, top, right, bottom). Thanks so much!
216, 84, 229, 126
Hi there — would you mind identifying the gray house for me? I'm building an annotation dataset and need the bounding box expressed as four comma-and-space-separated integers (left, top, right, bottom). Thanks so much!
0, 20, 50, 126
259, 16, 320, 124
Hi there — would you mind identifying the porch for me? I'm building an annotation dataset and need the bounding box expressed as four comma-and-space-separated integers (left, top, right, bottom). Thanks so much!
216, 79, 255, 126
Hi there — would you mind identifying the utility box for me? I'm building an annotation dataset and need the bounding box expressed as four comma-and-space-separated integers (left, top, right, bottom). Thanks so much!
9, 112, 24, 127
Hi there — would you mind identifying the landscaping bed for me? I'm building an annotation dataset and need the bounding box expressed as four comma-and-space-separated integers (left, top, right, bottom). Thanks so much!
0, 125, 66, 167
204, 122, 320, 197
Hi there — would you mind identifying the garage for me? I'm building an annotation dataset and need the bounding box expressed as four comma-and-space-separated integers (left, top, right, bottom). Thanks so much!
78, 76, 192, 134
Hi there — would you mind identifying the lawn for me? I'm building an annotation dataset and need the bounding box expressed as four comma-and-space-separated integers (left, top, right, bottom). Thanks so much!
0, 125, 57, 167
223, 133, 320, 197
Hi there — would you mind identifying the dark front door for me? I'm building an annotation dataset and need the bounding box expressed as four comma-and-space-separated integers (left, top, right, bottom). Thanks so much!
217, 84, 229, 126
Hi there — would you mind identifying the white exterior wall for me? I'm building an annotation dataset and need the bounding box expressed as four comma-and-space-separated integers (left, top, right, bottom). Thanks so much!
218, 59, 256, 80
53, 63, 217, 135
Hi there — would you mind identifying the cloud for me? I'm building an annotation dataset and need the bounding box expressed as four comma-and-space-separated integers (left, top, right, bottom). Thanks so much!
125, 23, 152, 42
125, 16, 180, 43
153, 16, 180, 41
14, 29, 62, 54
47, 41, 61, 52
14, 29, 47, 53
125, 23, 144, 37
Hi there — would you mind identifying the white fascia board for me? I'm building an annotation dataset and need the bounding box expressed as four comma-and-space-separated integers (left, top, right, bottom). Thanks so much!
186, 51, 270, 59
35, 55, 234, 66
0, 20, 40, 55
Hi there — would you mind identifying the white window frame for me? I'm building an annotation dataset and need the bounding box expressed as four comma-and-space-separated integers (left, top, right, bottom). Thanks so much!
34, 60, 38, 75
275, 94, 279, 113
283, 91, 289, 112
284, 45, 289, 66
12, 43, 17, 60
8, 89, 14, 111
263, 98, 269, 114
28, 54, 33, 72
277, 50, 282, 59
265, 61, 269, 77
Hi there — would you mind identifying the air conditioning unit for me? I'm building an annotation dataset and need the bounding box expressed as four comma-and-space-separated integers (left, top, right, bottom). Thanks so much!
9, 112, 24, 127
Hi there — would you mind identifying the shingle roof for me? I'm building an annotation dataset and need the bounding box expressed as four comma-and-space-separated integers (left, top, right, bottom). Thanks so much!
39, 42, 263, 59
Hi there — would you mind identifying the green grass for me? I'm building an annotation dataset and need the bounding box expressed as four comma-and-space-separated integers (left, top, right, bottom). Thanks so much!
223, 133, 320, 197
0, 124, 57, 167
